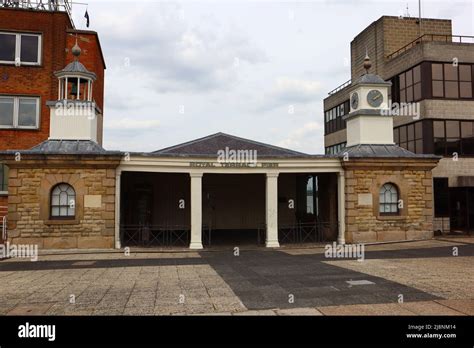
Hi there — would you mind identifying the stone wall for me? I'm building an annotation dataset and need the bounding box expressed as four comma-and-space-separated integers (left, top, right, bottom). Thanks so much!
343, 159, 438, 243
6, 160, 119, 249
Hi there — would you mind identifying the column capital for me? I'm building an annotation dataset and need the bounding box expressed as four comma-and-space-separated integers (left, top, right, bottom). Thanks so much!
266, 172, 279, 178
189, 172, 203, 178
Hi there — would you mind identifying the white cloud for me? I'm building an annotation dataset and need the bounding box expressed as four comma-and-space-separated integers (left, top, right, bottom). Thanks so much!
256, 77, 324, 112
105, 118, 160, 131
278, 122, 323, 152
273, 78, 323, 102
96, 4, 266, 94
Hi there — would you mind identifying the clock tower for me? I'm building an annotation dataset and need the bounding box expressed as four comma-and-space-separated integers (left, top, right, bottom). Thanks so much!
345, 54, 393, 147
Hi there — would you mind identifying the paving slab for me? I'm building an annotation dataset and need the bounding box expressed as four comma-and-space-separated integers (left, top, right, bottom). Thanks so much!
434, 299, 474, 315
233, 309, 277, 316
0, 240, 472, 315
275, 307, 323, 316
7, 303, 54, 315
399, 301, 464, 315
317, 303, 416, 316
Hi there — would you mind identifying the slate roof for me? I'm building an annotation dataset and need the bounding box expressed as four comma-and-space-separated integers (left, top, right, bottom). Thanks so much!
55, 60, 97, 80
338, 144, 440, 159
151, 132, 312, 158
353, 73, 391, 86
1, 140, 122, 156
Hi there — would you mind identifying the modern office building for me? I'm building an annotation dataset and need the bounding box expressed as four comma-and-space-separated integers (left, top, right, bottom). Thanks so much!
0, 1, 106, 242
324, 16, 474, 234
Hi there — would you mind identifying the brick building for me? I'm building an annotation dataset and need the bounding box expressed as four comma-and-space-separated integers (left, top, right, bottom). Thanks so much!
0, 2, 106, 242
324, 16, 474, 235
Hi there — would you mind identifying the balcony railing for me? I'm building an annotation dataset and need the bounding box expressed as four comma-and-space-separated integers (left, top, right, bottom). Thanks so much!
387, 34, 474, 60
1, 0, 74, 26
328, 79, 351, 96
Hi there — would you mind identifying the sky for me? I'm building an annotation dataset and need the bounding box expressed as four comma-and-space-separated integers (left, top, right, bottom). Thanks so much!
70, 0, 473, 154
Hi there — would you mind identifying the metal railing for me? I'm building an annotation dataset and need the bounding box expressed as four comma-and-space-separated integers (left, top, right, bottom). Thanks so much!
120, 224, 190, 247
328, 79, 351, 96
1, 0, 74, 26
278, 221, 338, 244
387, 34, 474, 60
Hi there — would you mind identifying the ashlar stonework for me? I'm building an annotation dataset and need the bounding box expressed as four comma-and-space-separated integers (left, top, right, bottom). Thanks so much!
5, 155, 121, 249
342, 158, 438, 243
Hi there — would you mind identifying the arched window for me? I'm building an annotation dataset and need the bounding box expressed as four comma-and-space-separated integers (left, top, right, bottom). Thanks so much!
379, 183, 399, 215
50, 183, 76, 219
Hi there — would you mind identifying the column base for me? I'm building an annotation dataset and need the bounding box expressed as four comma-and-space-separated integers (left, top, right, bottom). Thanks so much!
115, 240, 121, 249
337, 237, 345, 245
189, 242, 203, 250
265, 240, 280, 248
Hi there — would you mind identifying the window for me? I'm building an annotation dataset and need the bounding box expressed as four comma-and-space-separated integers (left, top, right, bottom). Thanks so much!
396, 119, 474, 157
394, 121, 423, 154
0, 164, 8, 193
325, 142, 346, 155
0, 32, 41, 65
434, 178, 449, 217
306, 176, 315, 214
304, 175, 318, 216
460, 65, 473, 98
0, 96, 39, 129
397, 65, 422, 103
379, 183, 399, 215
296, 174, 319, 221
431, 63, 473, 99
324, 100, 349, 135
433, 119, 474, 156
461, 121, 474, 155
50, 183, 76, 219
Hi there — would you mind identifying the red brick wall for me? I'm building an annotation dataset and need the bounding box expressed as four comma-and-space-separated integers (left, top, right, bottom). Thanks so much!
0, 196, 7, 211
0, 8, 106, 151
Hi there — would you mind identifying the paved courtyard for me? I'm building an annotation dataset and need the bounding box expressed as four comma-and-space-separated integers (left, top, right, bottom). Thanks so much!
0, 238, 473, 315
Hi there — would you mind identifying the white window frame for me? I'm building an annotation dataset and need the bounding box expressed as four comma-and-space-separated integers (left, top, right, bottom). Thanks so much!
0, 96, 40, 129
0, 32, 42, 66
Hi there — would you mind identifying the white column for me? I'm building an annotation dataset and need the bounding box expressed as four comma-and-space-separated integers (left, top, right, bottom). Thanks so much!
337, 172, 346, 245
190, 173, 203, 249
265, 172, 280, 248
114, 171, 121, 249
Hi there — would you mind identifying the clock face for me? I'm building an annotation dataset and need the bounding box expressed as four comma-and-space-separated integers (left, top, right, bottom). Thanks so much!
351, 92, 359, 110
367, 89, 383, 107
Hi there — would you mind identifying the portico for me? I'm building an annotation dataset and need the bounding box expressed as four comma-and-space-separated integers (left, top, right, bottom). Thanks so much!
115, 133, 345, 250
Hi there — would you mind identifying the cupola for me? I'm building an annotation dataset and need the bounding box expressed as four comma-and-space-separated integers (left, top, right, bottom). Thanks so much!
55, 41, 96, 101
345, 54, 394, 147
47, 39, 102, 144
